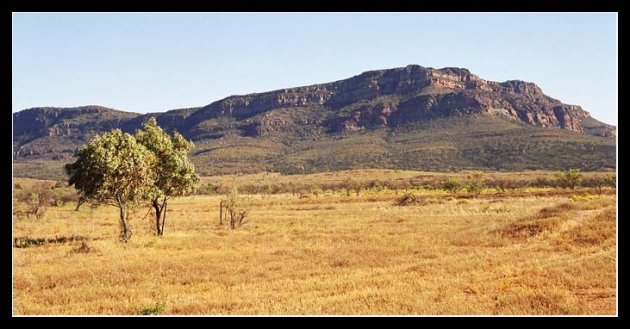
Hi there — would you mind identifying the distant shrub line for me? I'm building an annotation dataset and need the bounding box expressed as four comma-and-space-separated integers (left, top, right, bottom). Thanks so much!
194, 170, 615, 197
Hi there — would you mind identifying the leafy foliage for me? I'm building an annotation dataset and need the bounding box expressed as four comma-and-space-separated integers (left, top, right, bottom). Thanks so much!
465, 172, 485, 197
442, 178, 463, 195
65, 129, 156, 242
135, 117, 200, 236
557, 169, 583, 190
135, 118, 199, 198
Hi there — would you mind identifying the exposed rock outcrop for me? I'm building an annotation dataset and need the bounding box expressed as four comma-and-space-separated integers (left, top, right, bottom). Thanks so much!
13, 64, 615, 164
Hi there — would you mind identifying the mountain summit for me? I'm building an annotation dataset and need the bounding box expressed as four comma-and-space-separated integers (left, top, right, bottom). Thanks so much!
13, 65, 616, 179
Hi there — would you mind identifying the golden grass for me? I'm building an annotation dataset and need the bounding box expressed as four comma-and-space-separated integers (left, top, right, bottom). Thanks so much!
12, 173, 616, 315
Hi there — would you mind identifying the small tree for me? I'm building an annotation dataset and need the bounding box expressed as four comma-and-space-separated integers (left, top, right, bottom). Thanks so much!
466, 172, 485, 197
16, 185, 53, 219
442, 178, 462, 195
592, 173, 616, 195
65, 129, 156, 242
558, 169, 582, 190
223, 188, 250, 229
135, 117, 200, 236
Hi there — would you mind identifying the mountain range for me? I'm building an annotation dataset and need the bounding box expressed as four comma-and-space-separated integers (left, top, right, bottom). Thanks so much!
13, 64, 616, 180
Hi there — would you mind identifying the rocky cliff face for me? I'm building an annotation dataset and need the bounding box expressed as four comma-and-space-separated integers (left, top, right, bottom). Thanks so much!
177, 65, 599, 137
12, 64, 615, 163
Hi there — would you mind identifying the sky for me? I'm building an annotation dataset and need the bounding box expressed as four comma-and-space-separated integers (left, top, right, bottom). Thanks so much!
12, 13, 617, 125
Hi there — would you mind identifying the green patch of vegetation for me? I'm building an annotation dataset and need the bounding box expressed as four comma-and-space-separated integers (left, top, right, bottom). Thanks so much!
14, 235, 89, 248
138, 301, 166, 315
14, 115, 615, 180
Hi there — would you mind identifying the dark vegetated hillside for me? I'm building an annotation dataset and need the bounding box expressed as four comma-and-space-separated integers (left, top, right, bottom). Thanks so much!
13, 65, 615, 179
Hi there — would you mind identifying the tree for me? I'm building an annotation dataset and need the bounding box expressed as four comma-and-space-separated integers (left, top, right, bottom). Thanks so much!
558, 169, 582, 190
223, 188, 250, 229
135, 117, 200, 236
16, 185, 53, 219
442, 178, 462, 195
65, 129, 156, 242
591, 173, 616, 195
466, 172, 485, 197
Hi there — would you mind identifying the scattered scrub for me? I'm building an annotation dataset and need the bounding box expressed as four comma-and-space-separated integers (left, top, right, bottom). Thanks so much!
15, 185, 54, 219
14, 235, 90, 248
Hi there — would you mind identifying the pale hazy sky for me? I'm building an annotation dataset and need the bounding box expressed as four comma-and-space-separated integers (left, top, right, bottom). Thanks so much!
12, 13, 617, 125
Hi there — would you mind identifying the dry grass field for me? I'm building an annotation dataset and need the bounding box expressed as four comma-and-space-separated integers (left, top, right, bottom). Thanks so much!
12, 170, 616, 315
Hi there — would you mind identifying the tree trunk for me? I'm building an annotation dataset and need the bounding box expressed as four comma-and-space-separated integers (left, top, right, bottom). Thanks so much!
119, 207, 132, 243
160, 201, 167, 236
152, 198, 168, 236
153, 200, 163, 236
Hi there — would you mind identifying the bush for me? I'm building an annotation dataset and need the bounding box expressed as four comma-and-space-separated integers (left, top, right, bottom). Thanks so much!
465, 172, 485, 197
16, 185, 54, 219
530, 177, 556, 188
223, 189, 251, 229
582, 173, 616, 195
197, 183, 219, 195
442, 178, 462, 195
59, 192, 79, 207
556, 169, 582, 189
139, 301, 166, 315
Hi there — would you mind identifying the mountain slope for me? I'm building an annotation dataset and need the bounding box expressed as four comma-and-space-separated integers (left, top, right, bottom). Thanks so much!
13, 65, 616, 180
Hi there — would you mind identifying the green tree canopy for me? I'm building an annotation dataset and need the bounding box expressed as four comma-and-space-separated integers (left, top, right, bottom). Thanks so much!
135, 117, 200, 236
442, 178, 462, 195
65, 129, 156, 242
558, 169, 582, 190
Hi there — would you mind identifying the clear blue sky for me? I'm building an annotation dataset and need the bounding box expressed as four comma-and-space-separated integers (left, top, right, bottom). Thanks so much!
12, 13, 617, 125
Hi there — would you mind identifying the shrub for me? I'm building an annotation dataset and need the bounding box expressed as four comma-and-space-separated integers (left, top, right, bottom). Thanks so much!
16, 186, 53, 219
465, 172, 485, 197
197, 183, 219, 195
139, 301, 166, 315
442, 178, 462, 195
58, 191, 79, 207
583, 173, 616, 195
556, 169, 582, 189
222, 189, 251, 229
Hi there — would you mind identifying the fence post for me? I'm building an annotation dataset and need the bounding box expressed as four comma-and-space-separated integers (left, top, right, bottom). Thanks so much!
219, 200, 223, 225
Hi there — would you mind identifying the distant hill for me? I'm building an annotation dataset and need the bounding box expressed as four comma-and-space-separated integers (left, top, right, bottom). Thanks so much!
13, 65, 616, 180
